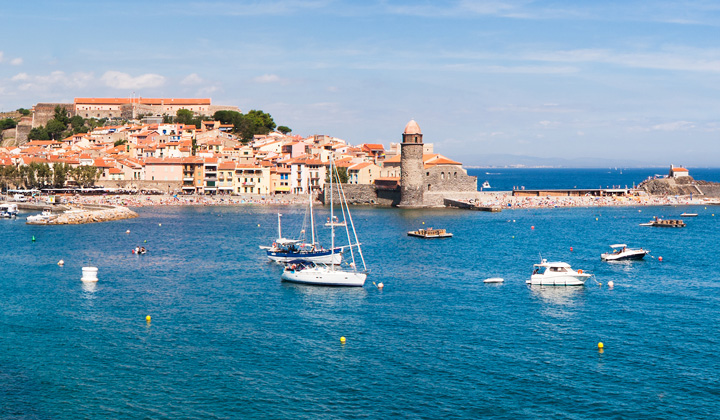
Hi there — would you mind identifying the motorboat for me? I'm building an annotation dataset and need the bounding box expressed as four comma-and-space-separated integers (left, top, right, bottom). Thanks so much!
527, 259, 590, 286
407, 227, 453, 238
282, 261, 366, 287
680, 212, 698, 217
639, 217, 685, 227
483, 277, 504, 283
281, 159, 368, 287
601, 244, 649, 261
482, 181, 491, 189
0, 203, 19, 218
26, 207, 54, 223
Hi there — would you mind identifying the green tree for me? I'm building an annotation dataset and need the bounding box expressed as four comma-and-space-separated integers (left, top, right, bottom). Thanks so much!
213, 110, 242, 125
0, 165, 19, 190
45, 119, 67, 140
72, 165, 101, 187
17, 108, 31, 116
176, 109, 195, 125
28, 127, 50, 140
325, 166, 349, 184
54, 105, 70, 125
277, 126, 292, 135
52, 162, 72, 188
0, 118, 17, 130
114, 139, 128, 147
69, 115, 85, 129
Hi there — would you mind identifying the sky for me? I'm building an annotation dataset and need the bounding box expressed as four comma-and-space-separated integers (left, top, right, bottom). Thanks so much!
1, 0, 719, 166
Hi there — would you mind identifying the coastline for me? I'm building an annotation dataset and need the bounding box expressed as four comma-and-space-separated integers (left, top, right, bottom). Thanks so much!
47, 191, 708, 210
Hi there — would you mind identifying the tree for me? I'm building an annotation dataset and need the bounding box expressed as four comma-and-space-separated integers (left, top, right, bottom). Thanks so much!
71, 165, 101, 187
28, 127, 50, 140
176, 109, 195, 125
0, 118, 17, 130
45, 119, 67, 140
0, 165, 19, 190
213, 110, 242, 125
17, 108, 31, 116
69, 115, 85, 129
52, 162, 71, 188
114, 139, 128, 147
54, 105, 70, 126
277, 126, 292, 135
325, 166, 349, 184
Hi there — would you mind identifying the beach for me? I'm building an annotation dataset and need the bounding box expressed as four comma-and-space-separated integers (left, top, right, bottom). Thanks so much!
39, 190, 706, 210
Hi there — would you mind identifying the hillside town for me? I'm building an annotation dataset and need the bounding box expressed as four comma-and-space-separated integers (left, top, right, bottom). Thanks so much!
0, 97, 468, 198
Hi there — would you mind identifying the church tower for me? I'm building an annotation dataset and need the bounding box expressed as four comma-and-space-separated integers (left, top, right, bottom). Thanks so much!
398, 120, 424, 207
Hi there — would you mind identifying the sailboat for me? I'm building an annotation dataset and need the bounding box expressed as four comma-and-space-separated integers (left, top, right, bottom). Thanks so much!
281, 159, 368, 287
261, 194, 342, 264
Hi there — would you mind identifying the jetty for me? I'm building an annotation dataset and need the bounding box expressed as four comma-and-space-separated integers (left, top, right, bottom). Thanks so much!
444, 198, 501, 212
2, 202, 138, 225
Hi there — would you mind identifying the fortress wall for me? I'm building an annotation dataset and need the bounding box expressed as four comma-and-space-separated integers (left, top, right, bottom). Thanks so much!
32, 103, 75, 127
424, 166, 477, 193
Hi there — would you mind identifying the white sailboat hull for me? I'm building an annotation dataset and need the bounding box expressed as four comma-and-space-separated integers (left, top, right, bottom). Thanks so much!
281, 266, 367, 287
268, 251, 342, 264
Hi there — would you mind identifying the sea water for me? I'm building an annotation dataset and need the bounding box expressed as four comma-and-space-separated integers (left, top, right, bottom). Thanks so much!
1, 202, 719, 418
469, 167, 720, 191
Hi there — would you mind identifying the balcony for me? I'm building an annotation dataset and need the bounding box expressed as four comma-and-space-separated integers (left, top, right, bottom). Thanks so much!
183, 176, 194, 182
204, 176, 218, 182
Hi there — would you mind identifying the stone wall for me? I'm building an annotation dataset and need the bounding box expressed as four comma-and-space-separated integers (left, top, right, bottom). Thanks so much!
32, 103, 75, 128
424, 191, 483, 207
424, 165, 477, 193
398, 142, 424, 207
321, 184, 398, 206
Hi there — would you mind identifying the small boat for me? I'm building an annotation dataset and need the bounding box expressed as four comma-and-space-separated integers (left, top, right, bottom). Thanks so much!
482, 181, 491, 189
601, 244, 650, 261
324, 215, 346, 227
26, 207, 54, 223
483, 277, 504, 283
0, 203, 19, 218
407, 227, 453, 238
680, 212, 698, 217
639, 217, 685, 227
527, 259, 590, 286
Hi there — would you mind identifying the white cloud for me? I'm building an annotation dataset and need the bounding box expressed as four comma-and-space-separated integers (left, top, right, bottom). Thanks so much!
12, 71, 93, 91
0, 51, 3, 62
181, 73, 204, 85
10, 58, 22, 66
652, 121, 695, 131
101, 71, 165, 89
253, 74, 283, 83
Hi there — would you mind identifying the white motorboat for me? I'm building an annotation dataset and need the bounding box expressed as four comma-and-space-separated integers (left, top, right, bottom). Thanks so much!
680, 212, 698, 217
483, 277, 504, 283
324, 215, 346, 227
482, 180, 491, 189
601, 244, 650, 261
281, 159, 368, 287
0, 203, 19, 218
527, 259, 590, 286
26, 208, 54, 223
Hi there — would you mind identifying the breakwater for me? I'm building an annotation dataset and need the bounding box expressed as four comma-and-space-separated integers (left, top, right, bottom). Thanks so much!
24, 205, 137, 225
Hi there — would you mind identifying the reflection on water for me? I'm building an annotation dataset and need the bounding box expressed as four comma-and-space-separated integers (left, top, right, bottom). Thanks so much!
81, 280, 97, 294
283, 281, 368, 304
529, 285, 585, 306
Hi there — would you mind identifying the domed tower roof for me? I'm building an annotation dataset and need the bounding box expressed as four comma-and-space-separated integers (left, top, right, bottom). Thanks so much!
403, 120, 421, 135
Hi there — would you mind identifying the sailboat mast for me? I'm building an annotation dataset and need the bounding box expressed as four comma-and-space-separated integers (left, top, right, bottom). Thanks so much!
330, 159, 335, 255
309, 192, 316, 247
277, 213, 282, 240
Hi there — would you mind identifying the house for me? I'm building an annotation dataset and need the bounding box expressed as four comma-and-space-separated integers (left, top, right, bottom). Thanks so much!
348, 162, 381, 185
669, 165, 689, 178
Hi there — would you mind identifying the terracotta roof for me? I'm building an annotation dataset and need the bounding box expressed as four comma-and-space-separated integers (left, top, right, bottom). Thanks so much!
218, 162, 236, 170
671, 167, 689, 172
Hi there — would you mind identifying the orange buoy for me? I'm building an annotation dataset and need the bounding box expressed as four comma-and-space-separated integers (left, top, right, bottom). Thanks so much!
659, 256, 663, 262
570, 247, 573, 252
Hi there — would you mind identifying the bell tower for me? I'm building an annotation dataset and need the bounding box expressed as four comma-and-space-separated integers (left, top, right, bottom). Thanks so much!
398, 120, 424, 207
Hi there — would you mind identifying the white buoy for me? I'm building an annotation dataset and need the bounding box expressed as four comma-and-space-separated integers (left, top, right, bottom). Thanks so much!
608, 280, 614, 288
126, 229, 130, 234
484, 277, 504, 283
81, 267, 98, 282
57, 259, 64, 266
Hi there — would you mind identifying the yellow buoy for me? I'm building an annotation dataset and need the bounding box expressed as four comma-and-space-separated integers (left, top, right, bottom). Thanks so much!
340, 336, 346, 343
595, 217, 598, 221
146, 315, 151, 322
422, 221, 425, 225
598, 342, 604, 349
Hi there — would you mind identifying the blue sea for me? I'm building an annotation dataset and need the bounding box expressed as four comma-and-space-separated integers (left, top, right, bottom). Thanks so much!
2, 169, 720, 419
468, 167, 720, 191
